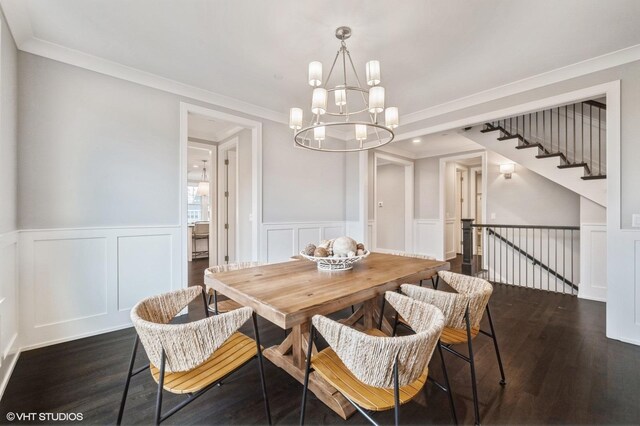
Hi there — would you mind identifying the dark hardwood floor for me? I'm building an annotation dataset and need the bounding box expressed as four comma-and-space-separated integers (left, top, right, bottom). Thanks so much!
2, 256, 639, 425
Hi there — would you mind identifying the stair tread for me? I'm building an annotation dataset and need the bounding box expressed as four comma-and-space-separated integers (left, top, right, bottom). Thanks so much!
558, 163, 589, 169
497, 135, 519, 141
516, 143, 542, 150
536, 153, 566, 160
581, 175, 606, 180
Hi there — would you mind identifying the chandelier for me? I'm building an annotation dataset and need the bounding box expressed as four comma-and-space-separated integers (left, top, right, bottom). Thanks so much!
289, 26, 398, 152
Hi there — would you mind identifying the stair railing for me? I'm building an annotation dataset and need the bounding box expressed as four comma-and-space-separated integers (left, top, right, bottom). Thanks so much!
482, 100, 606, 179
461, 219, 580, 295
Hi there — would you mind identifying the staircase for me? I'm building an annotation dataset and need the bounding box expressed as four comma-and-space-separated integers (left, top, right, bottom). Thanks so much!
462, 100, 607, 206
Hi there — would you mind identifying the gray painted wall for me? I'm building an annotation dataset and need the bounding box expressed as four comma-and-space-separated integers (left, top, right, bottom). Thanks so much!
486, 151, 580, 226
17, 52, 346, 230
414, 156, 439, 219
0, 16, 18, 234
376, 163, 405, 251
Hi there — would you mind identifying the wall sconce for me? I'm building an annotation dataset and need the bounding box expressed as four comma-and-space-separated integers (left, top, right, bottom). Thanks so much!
499, 163, 515, 179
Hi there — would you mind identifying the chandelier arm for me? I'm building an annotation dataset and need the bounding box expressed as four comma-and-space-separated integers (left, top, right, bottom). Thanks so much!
345, 49, 365, 90
323, 49, 341, 88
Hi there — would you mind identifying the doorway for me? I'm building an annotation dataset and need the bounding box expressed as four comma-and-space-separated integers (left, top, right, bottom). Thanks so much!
373, 153, 414, 252
439, 152, 486, 261
180, 103, 263, 287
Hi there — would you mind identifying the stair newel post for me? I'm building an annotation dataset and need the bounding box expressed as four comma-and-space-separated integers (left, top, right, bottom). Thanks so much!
462, 218, 474, 276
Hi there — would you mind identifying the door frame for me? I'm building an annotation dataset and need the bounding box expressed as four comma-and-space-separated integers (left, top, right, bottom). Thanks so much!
469, 166, 483, 255
439, 152, 487, 261
372, 152, 414, 253
179, 102, 262, 286
454, 166, 469, 255
217, 137, 240, 264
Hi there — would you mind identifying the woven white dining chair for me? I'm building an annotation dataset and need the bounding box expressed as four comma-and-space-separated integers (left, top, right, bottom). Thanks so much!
386, 251, 439, 287
205, 261, 266, 314
116, 286, 271, 425
400, 270, 506, 425
300, 291, 456, 426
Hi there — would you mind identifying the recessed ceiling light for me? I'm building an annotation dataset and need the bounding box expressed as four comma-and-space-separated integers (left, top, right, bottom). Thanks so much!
192, 165, 199, 168
412, 138, 421, 143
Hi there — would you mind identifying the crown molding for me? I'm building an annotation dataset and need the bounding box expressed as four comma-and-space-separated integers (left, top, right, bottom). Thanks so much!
4, 0, 640, 132
401, 43, 640, 127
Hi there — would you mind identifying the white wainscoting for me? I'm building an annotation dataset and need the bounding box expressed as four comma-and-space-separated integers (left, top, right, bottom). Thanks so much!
19, 226, 182, 350
260, 222, 346, 263
579, 223, 607, 302
445, 219, 456, 260
414, 219, 441, 259
0, 230, 19, 397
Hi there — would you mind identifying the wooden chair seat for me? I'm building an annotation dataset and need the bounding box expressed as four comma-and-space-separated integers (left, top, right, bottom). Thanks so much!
311, 328, 428, 411
399, 316, 479, 344
150, 332, 256, 394
440, 325, 480, 345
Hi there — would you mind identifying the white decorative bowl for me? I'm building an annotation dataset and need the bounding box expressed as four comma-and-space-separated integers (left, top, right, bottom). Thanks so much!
299, 250, 370, 271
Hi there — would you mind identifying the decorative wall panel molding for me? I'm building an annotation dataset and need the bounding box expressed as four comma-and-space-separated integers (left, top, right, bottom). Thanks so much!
0, 231, 19, 398
414, 219, 441, 259
260, 222, 346, 263
579, 224, 607, 302
19, 226, 181, 350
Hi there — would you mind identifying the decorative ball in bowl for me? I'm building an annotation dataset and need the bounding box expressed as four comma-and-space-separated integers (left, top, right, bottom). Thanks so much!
300, 236, 369, 271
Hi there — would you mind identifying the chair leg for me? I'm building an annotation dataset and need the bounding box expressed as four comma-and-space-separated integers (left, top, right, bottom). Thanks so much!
486, 305, 506, 385
252, 313, 272, 425
201, 288, 209, 318
116, 335, 139, 425
155, 351, 166, 425
392, 312, 400, 337
438, 342, 458, 425
465, 310, 481, 426
212, 290, 219, 315
393, 356, 400, 426
300, 326, 316, 425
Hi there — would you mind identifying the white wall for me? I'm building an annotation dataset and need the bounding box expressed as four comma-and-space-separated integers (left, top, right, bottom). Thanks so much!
376, 164, 405, 251
0, 11, 20, 396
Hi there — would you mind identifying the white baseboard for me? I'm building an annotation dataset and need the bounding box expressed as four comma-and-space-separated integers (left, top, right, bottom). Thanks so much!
0, 350, 20, 399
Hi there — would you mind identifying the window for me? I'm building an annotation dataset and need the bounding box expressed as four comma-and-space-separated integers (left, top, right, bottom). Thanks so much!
187, 184, 208, 223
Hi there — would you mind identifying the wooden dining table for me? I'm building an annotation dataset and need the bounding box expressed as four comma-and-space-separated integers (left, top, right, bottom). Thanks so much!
204, 252, 450, 419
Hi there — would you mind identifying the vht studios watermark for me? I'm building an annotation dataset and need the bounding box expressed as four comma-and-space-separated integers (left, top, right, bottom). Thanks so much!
6, 412, 84, 422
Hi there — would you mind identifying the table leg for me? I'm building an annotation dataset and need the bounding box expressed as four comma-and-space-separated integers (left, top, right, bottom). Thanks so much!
263, 320, 355, 419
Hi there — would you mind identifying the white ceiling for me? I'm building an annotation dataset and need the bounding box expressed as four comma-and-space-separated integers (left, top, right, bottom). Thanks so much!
4, 0, 640, 123
386, 131, 483, 158
187, 145, 212, 181
188, 112, 243, 141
